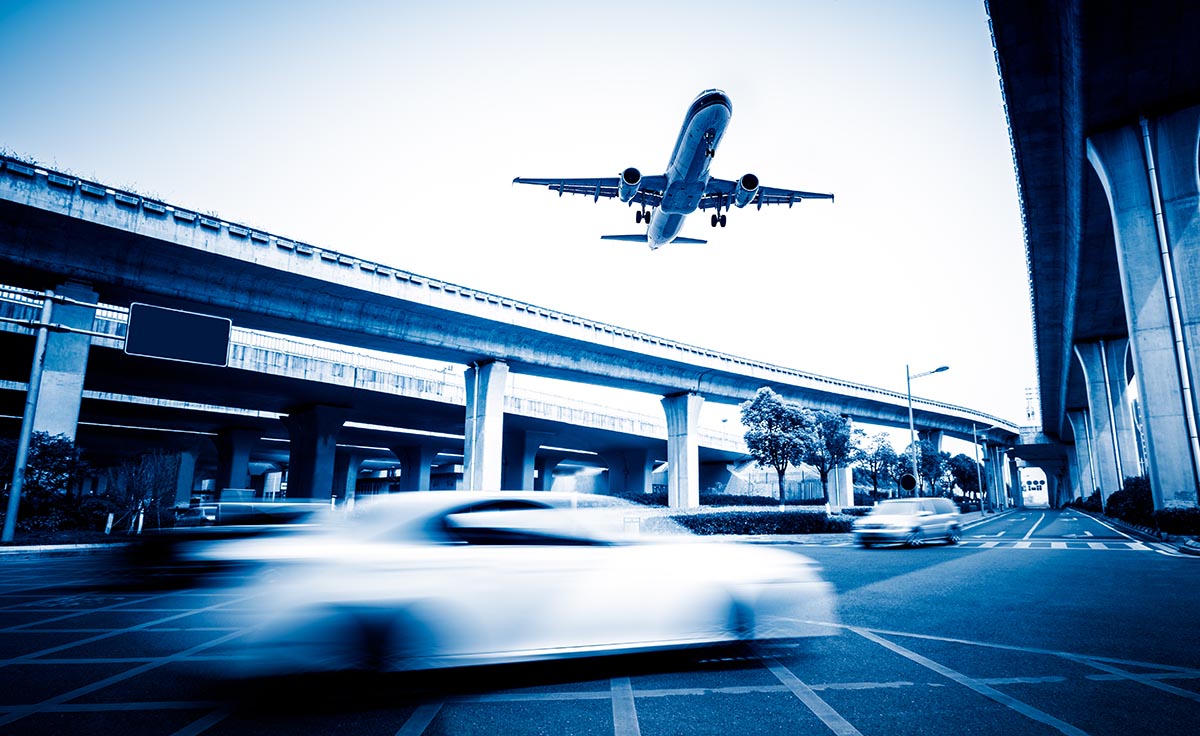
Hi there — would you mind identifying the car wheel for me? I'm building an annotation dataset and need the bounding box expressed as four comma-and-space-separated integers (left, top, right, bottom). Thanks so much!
905, 529, 923, 547
947, 525, 962, 544
858, 540, 874, 549
728, 601, 756, 640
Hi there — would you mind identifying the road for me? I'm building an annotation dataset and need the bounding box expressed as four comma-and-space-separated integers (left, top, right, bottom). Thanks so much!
0, 508, 1197, 735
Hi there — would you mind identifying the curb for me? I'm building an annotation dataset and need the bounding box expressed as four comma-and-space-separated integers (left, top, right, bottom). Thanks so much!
0, 542, 130, 556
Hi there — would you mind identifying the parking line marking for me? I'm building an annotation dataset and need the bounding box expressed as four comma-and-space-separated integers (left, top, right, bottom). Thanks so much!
170, 709, 230, 736
851, 628, 1088, 735
610, 677, 641, 736
1071, 658, 1200, 703
765, 658, 863, 736
395, 702, 443, 736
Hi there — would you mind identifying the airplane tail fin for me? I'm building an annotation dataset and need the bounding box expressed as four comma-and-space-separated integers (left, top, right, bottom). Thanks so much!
600, 235, 708, 245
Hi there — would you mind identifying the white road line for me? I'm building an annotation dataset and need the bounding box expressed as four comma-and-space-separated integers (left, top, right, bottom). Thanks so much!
1124, 542, 1151, 551
1015, 541, 1033, 549
1071, 658, 1200, 703
395, 702, 443, 736
851, 628, 1089, 736
1022, 513, 1046, 540
610, 677, 641, 736
1087, 542, 1107, 550
1051, 542, 1067, 549
170, 709, 230, 736
979, 542, 1000, 548
766, 658, 863, 736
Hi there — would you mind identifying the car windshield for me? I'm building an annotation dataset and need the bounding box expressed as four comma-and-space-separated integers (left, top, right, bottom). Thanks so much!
872, 501, 924, 515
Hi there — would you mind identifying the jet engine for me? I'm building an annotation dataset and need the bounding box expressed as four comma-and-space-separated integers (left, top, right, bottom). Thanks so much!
733, 173, 760, 208
618, 167, 642, 203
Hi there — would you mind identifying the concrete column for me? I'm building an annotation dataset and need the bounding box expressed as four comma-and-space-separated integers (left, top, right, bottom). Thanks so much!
463, 361, 508, 491
535, 456, 559, 491
502, 430, 552, 491
1088, 108, 1200, 508
391, 441, 444, 492
170, 439, 203, 507
31, 282, 97, 440
828, 465, 854, 509
332, 451, 364, 503
1075, 342, 1123, 500
281, 406, 347, 500
917, 430, 945, 454
1064, 446, 1082, 502
214, 428, 259, 497
661, 392, 702, 508
1105, 338, 1143, 478
1067, 410, 1097, 500
1009, 457, 1023, 509
604, 448, 654, 496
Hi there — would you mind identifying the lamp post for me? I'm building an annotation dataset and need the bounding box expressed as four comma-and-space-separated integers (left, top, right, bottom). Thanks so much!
973, 423, 986, 514
906, 364, 949, 494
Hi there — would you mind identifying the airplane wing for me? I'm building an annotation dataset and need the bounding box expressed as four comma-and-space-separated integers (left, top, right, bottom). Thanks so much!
699, 178, 834, 211
512, 176, 668, 208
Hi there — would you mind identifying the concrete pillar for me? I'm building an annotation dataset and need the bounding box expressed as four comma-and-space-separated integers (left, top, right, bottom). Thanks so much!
332, 451, 364, 503
463, 361, 508, 491
1088, 108, 1200, 508
535, 456, 559, 491
1067, 410, 1097, 500
604, 448, 654, 496
661, 392, 702, 508
214, 428, 258, 497
502, 430, 552, 491
1075, 342, 1123, 500
1009, 457, 1023, 509
1105, 338, 1143, 478
391, 441, 444, 492
1064, 446, 1082, 502
828, 465, 854, 509
281, 406, 347, 500
917, 430, 945, 454
31, 282, 97, 440
170, 439, 203, 507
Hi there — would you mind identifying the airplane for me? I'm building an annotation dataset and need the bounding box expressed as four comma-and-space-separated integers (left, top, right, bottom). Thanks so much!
513, 89, 833, 249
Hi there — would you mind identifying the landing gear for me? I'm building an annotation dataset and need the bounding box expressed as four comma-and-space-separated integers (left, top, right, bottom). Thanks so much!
710, 213, 727, 228
635, 208, 650, 224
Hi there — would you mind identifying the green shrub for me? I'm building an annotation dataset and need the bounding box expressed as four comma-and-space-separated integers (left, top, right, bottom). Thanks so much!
1105, 476, 1155, 527
1155, 508, 1200, 536
663, 510, 853, 535
1069, 490, 1103, 512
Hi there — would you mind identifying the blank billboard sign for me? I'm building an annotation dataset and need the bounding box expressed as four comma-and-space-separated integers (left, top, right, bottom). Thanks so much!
124, 303, 231, 367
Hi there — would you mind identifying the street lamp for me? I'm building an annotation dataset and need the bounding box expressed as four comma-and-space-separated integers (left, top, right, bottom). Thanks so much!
906, 364, 949, 494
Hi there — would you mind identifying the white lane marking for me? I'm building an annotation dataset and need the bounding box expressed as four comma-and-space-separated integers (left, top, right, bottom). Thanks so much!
1015, 541, 1033, 549
610, 677, 641, 736
1077, 512, 1139, 541
395, 702, 443, 736
766, 658, 864, 736
851, 628, 1089, 736
1125, 542, 1151, 551
1071, 658, 1200, 703
1051, 542, 1067, 549
170, 709, 230, 736
1087, 542, 1107, 550
1022, 513, 1046, 540
979, 542, 1000, 548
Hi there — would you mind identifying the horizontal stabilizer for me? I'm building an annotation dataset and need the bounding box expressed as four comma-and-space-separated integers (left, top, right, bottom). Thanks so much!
600, 234, 708, 245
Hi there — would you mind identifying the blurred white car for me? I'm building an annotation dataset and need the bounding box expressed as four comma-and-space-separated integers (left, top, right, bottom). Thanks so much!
202, 492, 838, 675
852, 497, 963, 547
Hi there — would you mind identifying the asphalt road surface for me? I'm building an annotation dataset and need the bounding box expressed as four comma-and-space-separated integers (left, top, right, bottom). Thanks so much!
0, 508, 1197, 735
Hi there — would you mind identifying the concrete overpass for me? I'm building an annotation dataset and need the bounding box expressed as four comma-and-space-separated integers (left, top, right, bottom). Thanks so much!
0, 154, 1018, 507
989, 0, 1200, 509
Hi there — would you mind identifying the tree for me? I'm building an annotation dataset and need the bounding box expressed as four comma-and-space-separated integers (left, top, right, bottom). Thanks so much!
855, 432, 898, 498
105, 451, 181, 531
1, 432, 86, 532
899, 439, 948, 496
739, 388, 814, 502
948, 453, 983, 502
798, 410, 855, 504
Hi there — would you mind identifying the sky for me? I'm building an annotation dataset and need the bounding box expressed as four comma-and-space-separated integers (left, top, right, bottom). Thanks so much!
0, 0, 1038, 442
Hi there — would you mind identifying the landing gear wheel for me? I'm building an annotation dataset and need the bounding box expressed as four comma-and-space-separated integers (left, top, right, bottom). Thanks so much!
636, 210, 643, 224
719, 214, 727, 227
711, 213, 718, 227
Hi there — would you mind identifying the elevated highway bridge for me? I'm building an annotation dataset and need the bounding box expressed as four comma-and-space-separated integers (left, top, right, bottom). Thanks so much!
0, 154, 1017, 507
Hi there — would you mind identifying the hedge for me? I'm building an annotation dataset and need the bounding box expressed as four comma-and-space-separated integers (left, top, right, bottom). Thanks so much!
652, 510, 855, 535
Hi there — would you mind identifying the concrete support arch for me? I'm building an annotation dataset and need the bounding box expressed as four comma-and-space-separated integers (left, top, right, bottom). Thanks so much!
1087, 106, 1200, 508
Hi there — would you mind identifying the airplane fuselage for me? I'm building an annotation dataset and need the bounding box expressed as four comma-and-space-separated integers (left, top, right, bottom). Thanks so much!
646, 90, 732, 248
